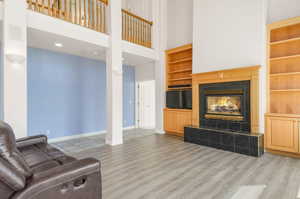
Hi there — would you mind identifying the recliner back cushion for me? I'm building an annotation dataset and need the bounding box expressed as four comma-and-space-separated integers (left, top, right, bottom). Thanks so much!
0, 157, 25, 190
0, 121, 32, 178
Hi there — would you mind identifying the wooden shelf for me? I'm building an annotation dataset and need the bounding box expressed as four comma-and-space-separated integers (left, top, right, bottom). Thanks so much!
169, 69, 192, 74
270, 89, 300, 92
270, 72, 300, 77
168, 87, 192, 90
169, 57, 192, 64
166, 44, 193, 89
169, 77, 192, 82
265, 113, 300, 118
270, 37, 300, 45
270, 54, 300, 61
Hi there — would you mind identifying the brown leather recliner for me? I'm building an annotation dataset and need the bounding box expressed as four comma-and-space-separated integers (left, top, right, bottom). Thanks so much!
0, 121, 102, 199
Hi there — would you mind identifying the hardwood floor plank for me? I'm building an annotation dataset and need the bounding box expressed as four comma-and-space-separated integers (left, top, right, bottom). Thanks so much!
55, 129, 300, 199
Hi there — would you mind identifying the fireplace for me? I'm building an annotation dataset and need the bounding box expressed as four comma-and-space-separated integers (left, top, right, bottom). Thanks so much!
199, 81, 250, 133
184, 66, 263, 157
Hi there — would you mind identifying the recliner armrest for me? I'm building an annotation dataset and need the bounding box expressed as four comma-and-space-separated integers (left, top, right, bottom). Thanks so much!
12, 158, 102, 199
16, 135, 48, 148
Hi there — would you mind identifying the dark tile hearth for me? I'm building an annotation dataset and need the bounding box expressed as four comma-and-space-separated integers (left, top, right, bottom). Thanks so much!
184, 126, 264, 157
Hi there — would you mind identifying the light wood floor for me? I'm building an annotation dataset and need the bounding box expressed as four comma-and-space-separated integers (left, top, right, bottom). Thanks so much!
61, 131, 300, 199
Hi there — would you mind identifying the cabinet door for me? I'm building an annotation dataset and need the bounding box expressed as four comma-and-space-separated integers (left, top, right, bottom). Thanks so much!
164, 110, 178, 132
266, 117, 299, 153
176, 111, 192, 133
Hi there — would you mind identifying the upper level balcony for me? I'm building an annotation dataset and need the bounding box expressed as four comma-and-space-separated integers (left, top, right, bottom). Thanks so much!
26, 0, 153, 48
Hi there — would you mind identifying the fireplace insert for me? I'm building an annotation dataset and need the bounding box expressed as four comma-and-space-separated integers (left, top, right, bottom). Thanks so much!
199, 81, 250, 133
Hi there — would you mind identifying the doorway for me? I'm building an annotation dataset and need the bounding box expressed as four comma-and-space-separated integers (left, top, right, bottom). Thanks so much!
136, 80, 155, 129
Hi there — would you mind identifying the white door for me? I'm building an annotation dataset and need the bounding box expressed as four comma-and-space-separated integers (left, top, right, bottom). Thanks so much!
136, 80, 155, 129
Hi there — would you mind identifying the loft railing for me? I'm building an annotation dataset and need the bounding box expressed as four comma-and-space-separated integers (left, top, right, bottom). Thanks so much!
122, 9, 153, 48
27, 0, 108, 33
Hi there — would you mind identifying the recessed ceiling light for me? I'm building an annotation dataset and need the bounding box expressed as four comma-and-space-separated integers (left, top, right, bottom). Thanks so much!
55, 43, 63, 47
93, 51, 98, 55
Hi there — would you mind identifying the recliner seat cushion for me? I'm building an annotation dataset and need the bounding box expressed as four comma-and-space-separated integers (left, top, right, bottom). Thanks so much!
18, 142, 76, 174
0, 122, 32, 178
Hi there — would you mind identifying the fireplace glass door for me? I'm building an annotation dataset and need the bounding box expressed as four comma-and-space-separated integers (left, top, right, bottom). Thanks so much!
206, 95, 242, 116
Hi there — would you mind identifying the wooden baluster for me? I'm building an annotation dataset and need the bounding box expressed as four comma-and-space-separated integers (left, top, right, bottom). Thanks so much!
93, 0, 96, 29
75, 0, 77, 24
41, 0, 44, 13
84, 0, 86, 26
95, 0, 98, 31
127, 14, 130, 42
47, 0, 51, 16
28, 0, 32, 10
147, 24, 150, 48
132, 17, 135, 44
126, 13, 129, 41
33, 0, 37, 11
99, 2, 102, 32
149, 24, 152, 48
143, 22, 147, 46
130, 15, 133, 43
145, 23, 148, 47
138, 20, 141, 45
122, 11, 127, 40
124, 13, 129, 41
134, 18, 137, 44
87, 0, 91, 27
100, 1, 102, 32
101, 3, 104, 32
69, 0, 72, 22
129, 15, 131, 42
79, 0, 82, 25
64, 0, 68, 20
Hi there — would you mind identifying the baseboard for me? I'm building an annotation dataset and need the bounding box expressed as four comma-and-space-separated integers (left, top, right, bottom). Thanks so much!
266, 149, 300, 158
49, 126, 136, 143
155, 129, 165, 134
123, 126, 136, 130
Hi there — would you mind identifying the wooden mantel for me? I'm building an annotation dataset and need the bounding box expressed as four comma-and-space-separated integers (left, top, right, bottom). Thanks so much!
192, 65, 261, 133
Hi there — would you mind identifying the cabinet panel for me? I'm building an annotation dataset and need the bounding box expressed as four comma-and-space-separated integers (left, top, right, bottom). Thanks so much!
266, 116, 299, 153
177, 111, 192, 133
164, 109, 192, 136
164, 110, 178, 132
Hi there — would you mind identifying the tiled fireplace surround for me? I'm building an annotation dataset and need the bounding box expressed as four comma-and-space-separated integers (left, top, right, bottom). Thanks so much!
184, 66, 264, 157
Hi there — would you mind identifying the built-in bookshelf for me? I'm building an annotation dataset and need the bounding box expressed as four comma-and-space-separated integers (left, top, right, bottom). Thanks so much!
165, 44, 192, 90
268, 18, 300, 115
164, 44, 193, 137
266, 16, 300, 157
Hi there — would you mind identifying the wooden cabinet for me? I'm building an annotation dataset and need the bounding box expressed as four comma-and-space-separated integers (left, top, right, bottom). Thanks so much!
265, 115, 299, 153
164, 109, 192, 136
265, 17, 300, 157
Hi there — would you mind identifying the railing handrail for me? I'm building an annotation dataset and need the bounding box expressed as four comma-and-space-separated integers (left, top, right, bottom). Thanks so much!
27, 0, 107, 34
122, 9, 153, 26
100, 0, 108, 5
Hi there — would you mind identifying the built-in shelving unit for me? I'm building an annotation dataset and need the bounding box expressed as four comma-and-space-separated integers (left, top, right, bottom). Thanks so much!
166, 44, 193, 90
164, 44, 193, 137
266, 16, 300, 157
268, 19, 300, 115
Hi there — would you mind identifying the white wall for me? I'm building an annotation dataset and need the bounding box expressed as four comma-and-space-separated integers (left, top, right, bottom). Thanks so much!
167, 0, 193, 49
193, 0, 267, 133
135, 62, 155, 82
193, 0, 266, 73
268, 0, 300, 24
122, 0, 152, 21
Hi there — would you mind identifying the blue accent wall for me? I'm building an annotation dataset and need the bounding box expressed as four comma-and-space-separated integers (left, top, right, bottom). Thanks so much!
28, 47, 135, 139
